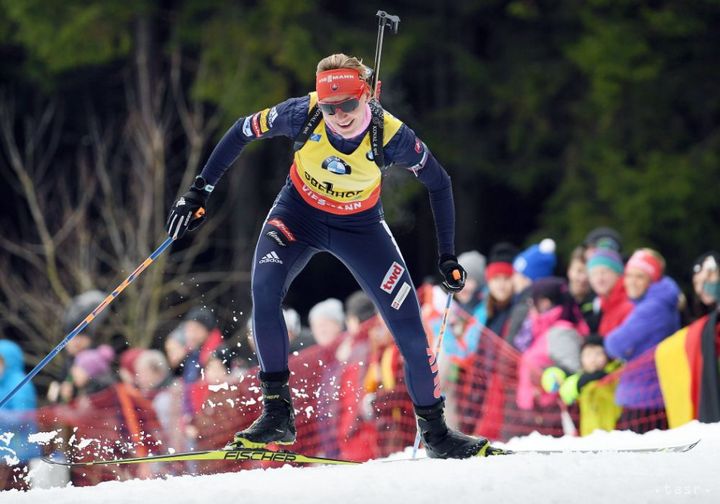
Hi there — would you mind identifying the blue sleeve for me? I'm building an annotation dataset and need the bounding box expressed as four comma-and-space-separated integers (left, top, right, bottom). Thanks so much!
200, 96, 310, 185
605, 299, 664, 360
3, 376, 37, 411
384, 124, 455, 257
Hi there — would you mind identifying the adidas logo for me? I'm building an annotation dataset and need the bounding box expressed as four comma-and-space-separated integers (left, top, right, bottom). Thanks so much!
259, 251, 283, 264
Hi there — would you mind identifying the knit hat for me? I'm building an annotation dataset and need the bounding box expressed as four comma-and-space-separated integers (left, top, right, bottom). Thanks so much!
583, 227, 622, 252
345, 290, 377, 323
531, 276, 568, 307
457, 250, 486, 285
513, 239, 557, 281
184, 306, 217, 331
587, 248, 624, 275
486, 242, 518, 280
168, 323, 187, 346
692, 251, 720, 276
119, 348, 144, 376
582, 334, 606, 351
309, 298, 345, 325
74, 345, 115, 379
625, 249, 664, 283
63, 290, 109, 335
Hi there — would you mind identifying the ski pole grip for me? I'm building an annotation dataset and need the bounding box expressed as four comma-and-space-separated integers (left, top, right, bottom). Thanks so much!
452, 269, 461, 281
194, 208, 206, 219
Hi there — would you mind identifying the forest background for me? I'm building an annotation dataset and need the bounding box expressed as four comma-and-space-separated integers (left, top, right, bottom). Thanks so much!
0, 0, 718, 381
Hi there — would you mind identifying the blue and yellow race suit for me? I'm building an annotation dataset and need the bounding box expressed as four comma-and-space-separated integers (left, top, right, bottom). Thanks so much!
200, 94, 456, 407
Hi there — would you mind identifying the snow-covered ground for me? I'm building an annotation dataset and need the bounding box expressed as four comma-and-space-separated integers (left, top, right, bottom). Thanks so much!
4, 421, 719, 504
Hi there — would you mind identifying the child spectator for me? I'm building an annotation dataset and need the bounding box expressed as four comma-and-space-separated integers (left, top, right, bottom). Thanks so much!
516, 277, 589, 410
542, 335, 622, 435
587, 247, 634, 336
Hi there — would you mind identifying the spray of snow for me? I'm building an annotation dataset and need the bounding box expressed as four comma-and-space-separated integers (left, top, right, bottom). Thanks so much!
5, 422, 719, 503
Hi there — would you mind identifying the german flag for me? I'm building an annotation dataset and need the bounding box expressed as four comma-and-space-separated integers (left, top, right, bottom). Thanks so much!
656, 313, 715, 427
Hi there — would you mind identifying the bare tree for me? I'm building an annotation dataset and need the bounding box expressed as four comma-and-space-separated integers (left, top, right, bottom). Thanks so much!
0, 43, 247, 385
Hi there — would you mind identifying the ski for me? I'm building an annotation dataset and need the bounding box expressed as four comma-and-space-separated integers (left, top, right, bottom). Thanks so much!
42, 447, 360, 467
383, 439, 701, 462
505, 438, 700, 455
43, 439, 700, 468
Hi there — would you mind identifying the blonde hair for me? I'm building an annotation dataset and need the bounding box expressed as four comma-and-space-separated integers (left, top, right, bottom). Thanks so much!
316, 53, 372, 83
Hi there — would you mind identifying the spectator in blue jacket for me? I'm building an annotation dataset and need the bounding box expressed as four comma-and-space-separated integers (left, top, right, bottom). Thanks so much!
605, 249, 681, 427
0, 339, 41, 489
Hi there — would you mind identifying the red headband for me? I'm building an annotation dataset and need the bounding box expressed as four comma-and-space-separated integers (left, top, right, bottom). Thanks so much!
316, 69, 368, 101
486, 262, 514, 280
625, 250, 663, 282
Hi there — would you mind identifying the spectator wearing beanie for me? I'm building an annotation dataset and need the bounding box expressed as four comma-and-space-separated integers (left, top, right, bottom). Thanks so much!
583, 227, 623, 260
506, 239, 557, 344
68, 345, 164, 464
47, 290, 108, 404
455, 250, 487, 313
606, 249, 681, 362
345, 291, 377, 333
335, 291, 377, 366
473, 243, 517, 340
181, 306, 223, 385
309, 298, 345, 348
70, 345, 116, 395
118, 347, 145, 387
587, 247, 634, 336
605, 248, 682, 415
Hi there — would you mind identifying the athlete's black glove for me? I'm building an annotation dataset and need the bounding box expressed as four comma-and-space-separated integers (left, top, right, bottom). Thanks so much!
166, 176, 211, 240
438, 254, 467, 293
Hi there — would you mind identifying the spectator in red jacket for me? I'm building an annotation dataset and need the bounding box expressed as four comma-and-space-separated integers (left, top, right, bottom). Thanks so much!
587, 248, 634, 336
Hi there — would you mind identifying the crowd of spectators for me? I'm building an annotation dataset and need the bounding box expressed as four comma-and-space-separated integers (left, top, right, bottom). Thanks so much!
2, 226, 720, 489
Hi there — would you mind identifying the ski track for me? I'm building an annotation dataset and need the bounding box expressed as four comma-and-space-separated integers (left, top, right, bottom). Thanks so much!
3, 421, 719, 504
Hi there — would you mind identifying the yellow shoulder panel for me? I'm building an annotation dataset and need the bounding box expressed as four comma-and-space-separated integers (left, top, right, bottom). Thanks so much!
382, 109, 404, 146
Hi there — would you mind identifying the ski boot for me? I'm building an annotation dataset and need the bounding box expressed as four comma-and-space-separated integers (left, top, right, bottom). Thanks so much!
227, 371, 296, 449
414, 400, 508, 458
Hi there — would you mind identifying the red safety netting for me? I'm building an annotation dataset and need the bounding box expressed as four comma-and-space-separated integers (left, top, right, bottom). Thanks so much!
21, 311, 670, 488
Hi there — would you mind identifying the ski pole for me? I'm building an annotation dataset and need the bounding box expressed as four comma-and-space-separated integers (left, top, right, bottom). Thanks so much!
412, 289, 454, 459
371, 10, 400, 100
0, 235, 175, 408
